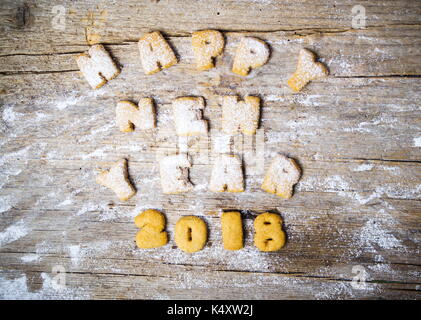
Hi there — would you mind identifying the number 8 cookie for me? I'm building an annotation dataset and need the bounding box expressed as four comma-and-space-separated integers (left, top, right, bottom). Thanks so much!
254, 212, 286, 252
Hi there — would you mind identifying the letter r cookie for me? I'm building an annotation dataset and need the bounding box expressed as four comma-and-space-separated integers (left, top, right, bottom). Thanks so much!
261, 154, 301, 199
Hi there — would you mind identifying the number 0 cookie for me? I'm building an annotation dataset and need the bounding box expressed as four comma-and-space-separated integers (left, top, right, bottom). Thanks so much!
175, 216, 208, 253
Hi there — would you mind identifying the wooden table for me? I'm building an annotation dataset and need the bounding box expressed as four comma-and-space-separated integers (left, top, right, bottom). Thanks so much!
0, 0, 420, 299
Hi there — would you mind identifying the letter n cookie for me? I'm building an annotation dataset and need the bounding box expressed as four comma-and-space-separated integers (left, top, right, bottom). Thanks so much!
116, 99, 156, 132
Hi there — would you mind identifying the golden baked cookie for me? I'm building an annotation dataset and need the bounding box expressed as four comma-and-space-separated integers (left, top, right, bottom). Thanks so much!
134, 209, 168, 249
288, 48, 329, 92
232, 37, 270, 76
261, 154, 301, 199
221, 95, 260, 135
116, 99, 156, 132
175, 216, 208, 253
221, 211, 243, 251
138, 31, 177, 75
209, 154, 244, 193
159, 154, 193, 194
172, 97, 208, 136
76, 44, 120, 89
192, 30, 224, 70
254, 212, 286, 252
96, 159, 136, 201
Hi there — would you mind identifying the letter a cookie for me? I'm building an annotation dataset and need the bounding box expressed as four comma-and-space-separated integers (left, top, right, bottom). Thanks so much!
192, 30, 225, 70
209, 154, 244, 192
116, 99, 156, 132
76, 44, 120, 89
288, 48, 329, 92
96, 159, 136, 201
222, 95, 260, 135
138, 31, 177, 75
159, 154, 193, 194
261, 155, 301, 199
232, 37, 270, 76
172, 97, 208, 136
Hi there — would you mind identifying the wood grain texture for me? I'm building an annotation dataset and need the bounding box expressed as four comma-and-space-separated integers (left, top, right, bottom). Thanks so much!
0, 0, 420, 300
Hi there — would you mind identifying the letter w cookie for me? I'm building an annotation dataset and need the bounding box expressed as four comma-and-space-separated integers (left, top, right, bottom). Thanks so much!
222, 96, 260, 135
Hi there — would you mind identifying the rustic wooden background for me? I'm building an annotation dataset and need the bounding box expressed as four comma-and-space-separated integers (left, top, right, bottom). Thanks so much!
0, 0, 420, 299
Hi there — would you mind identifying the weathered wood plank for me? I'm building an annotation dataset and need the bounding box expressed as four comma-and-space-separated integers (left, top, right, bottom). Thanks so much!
0, 0, 420, 300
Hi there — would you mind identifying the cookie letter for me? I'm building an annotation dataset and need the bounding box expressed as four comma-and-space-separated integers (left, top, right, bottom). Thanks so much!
159, 154, 193, 194
96, 159, 136, 201
288, 48, 329, 92
192, 30, 224, 70
138, 31, 177, 75
222, 95, 260, 135
232, 37, 269, 76
221, 211, 243, 251
261, 154, 301, 199
254, 212, 286, 252
134, 209, 168, 249
172, 97, 208, 136
175, 216, 207, 253
116, 99, 156, 132
75, 44, 120, 89
209, 154, 244, 192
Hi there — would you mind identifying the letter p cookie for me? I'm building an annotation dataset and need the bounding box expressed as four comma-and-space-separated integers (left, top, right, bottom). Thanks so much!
192, 30, 225, 70
232, 37, 270, 76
